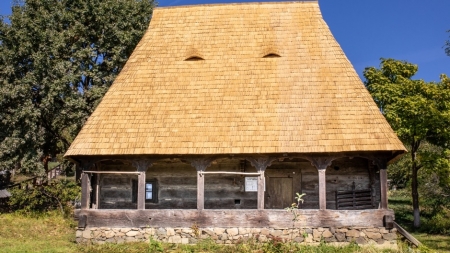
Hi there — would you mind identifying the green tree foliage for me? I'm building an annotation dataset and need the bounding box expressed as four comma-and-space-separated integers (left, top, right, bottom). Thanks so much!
364, 58, 450, 228
0, 0, 154, 174
446, 30, 450, 56
8, 179, 81, 216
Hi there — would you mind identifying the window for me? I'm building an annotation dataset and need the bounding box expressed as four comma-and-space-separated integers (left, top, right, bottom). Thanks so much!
145, 180, 158, 203
132, 179, 158, 204
263, 53, 281, 58
185, 56, 204, 61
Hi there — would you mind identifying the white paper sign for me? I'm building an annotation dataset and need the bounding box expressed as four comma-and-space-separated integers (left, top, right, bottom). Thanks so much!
245, 177, 258, 192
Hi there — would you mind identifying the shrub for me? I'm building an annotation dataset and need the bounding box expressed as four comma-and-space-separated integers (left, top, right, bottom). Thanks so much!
422, 207, 450, 235
8, 179, 81, 216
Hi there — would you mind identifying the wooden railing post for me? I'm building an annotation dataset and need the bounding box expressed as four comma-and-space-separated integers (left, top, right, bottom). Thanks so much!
187, 157, 215, 211
246, 157, 277, 210
305, 156, 338, 210
132, 160, 153, 210
79, 160, 95, 210
379, 168, 388, 209
81, 173, 91, 210
371, 157, 389, 209
197, 170, 205, 210
318, 168, 326, 210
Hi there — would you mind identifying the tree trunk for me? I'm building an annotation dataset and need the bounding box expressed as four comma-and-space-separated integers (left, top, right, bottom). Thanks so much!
411, 144, 420, 228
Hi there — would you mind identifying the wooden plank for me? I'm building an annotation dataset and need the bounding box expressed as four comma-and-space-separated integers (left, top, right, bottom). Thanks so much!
257, 171, 265, 210
380, 169, 388, 209
197, 171, 204, 210
394, 221, 421, 246
137, 171, 146, 210
75, 209, 394, 228
81, 173, 91, 210
318, 169, 326, 210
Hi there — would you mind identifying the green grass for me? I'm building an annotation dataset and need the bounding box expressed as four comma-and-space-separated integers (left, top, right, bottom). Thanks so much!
0, 211, 407, 253
1, 193, 449, 253
389, 189, 450, 252
0, 212, 77, 253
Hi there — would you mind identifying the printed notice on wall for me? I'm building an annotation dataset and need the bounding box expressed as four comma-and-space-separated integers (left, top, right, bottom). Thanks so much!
245, 177, 265, 192
245, 177, 258, 192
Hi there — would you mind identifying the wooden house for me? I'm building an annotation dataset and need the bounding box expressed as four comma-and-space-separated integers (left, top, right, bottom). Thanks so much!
66, 1, 406, 245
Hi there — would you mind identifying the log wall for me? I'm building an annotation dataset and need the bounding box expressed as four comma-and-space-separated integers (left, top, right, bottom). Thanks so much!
95, 157, 379, 210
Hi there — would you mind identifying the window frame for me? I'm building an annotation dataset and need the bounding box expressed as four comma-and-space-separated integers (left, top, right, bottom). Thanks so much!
132, 179, 158, 204
144, 179, 158, 203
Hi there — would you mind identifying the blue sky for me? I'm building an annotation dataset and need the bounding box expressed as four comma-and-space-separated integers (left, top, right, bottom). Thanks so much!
1, 0, 449, 82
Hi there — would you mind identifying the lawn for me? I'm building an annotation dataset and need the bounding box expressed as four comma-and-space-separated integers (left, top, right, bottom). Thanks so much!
0, 211, 423, 253
389, 189, 450, 252
0, 189, 448, 252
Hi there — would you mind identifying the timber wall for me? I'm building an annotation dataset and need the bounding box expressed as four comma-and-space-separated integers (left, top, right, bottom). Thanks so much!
95, 157, 380, 210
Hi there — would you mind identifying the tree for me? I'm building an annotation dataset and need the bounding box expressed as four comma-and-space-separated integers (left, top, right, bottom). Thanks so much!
364, 58, 450, 228
0, 0, 155, 174
446, 30, 450, 57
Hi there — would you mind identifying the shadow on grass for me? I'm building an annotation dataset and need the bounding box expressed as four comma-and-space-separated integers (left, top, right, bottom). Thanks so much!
414, 234, 450, 253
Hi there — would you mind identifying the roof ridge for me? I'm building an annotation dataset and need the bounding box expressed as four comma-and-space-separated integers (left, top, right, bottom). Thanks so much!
156, 1, 318, 10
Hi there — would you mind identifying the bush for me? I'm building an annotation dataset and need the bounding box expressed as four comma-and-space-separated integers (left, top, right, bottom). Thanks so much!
8, 179, 81, 216
422, 207, 450, 235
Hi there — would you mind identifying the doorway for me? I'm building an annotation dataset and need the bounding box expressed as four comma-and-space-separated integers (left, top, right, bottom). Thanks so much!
265, 177, 293, 209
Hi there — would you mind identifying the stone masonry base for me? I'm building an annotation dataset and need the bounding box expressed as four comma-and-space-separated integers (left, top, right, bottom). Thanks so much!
76, 226, 398, 248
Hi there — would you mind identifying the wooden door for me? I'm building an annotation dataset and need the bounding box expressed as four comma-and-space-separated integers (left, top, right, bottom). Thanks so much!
265, 177, 293, 209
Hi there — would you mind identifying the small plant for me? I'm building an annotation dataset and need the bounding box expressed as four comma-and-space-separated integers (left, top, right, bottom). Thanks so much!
149, 237, 164, 252
191, 222, 201, 237
285, 192, 306, 221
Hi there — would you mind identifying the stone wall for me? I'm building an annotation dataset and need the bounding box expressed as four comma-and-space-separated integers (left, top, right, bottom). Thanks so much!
76, 226, 398, 248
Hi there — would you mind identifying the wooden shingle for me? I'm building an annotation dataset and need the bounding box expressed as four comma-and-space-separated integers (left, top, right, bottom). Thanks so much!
65, 1, 406, 157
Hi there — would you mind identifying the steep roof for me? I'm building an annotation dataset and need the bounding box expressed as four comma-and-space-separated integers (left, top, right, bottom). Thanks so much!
65, 1, 406, 157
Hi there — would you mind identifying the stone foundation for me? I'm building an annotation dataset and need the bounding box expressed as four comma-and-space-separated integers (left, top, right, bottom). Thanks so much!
76, 226, 398, 248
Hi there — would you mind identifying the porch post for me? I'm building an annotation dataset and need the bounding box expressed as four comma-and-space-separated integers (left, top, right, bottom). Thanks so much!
306, 156, 338, 210
132, 160, 153, 210
81, 173, 91, 210
79, 160, 95, 210
318, 169, 326, 210
188, 158, 215, 211
379, 168, 388, 209
246, 157, 277, 210
371, 157, 389, 209
197, 169, 205, 210
257, 169, 265, 210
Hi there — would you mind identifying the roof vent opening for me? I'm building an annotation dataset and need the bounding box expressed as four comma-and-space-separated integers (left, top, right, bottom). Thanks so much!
263, 53, 281, 58
185, 56, 204, 61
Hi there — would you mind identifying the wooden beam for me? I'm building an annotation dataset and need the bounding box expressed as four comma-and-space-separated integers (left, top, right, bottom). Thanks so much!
81, 173, 91, 210
75, 209, 394, 228
303, 155, 338, 210
186, 157, 215, 211
197, 171, 204, 210
258, 170, 265, 210
380, 168, 388, 209
245, 157, 277, 210
137, 172, 146, 210
132, 160, 153, 210
318, 169, 326, 210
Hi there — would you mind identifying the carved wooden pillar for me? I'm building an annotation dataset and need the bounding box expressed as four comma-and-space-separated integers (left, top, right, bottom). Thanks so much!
307, 156, 337, 210
81, 172, 91, 210
246, 157, 277, 210
79, 160, 95, 210
188, 158, 214, 210
132, 160, 153, 210
372, 158, 389, 209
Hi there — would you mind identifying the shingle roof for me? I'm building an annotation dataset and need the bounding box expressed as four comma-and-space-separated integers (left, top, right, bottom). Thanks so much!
65, 1, 406, 157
